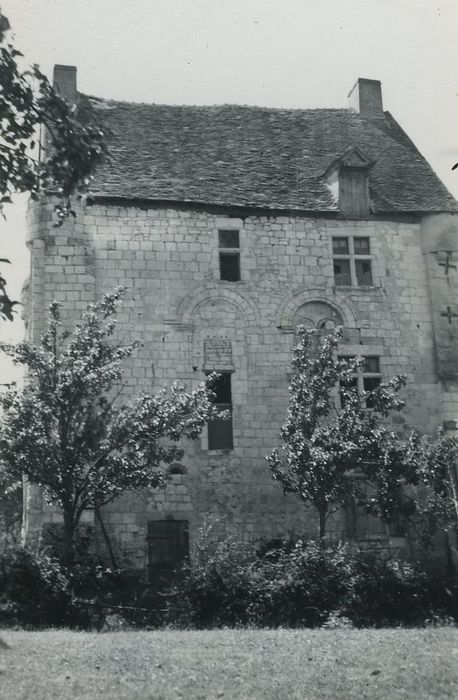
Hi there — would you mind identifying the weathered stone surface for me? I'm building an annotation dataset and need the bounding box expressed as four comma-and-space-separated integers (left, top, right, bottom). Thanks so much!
23, 201, 458, 569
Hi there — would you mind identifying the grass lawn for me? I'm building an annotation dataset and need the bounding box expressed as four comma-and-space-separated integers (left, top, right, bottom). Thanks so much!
0, 627, 457, 699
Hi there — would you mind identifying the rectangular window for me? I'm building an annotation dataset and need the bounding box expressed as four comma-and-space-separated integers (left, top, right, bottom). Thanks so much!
207, 372, 233, 450
332, 237, 349, 255
355, 260, 373, 286
219, 230, 240, 281
332, 236, 373, 287
344, 477, 390, 538
362, 356, 381, 408
338, 355, 381, 408
333, 259, 351, 286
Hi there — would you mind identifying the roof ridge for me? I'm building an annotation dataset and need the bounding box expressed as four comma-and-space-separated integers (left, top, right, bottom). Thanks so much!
83, 94, 350, 113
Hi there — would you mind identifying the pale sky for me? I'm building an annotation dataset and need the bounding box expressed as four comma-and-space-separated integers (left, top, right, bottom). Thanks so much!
0, 0, 457, 361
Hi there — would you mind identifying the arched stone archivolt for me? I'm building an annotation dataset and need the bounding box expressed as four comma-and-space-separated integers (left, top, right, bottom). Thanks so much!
176, 283, 259, 327
293, 301, 343, 330
275, 289, 357, 331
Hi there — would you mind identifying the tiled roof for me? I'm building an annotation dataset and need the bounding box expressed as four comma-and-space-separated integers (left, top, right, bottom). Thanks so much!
80, 95, 457, 213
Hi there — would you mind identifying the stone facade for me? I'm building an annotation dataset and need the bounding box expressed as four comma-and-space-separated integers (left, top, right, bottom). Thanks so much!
24, 193, 458, 570
22, 71, 458, 574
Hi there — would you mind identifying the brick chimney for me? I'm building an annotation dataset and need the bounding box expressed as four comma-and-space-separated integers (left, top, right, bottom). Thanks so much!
53, 64, 77, 104
348, 78, 383, 118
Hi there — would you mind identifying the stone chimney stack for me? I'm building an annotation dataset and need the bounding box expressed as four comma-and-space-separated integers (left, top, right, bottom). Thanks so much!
348, 78, 383, 118
52, 64, 77, 104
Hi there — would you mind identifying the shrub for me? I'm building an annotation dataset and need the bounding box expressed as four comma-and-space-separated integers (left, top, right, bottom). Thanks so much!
0, 535, 74, 628
166, 531, 357, 629
70, 564, 163, 629
249, 541, 356, 627
344, 555, 429, 627
164, 529, 458, 629
168, 534, 255, 628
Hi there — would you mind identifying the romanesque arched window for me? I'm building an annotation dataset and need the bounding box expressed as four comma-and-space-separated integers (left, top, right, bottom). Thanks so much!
293, 301, 343, 334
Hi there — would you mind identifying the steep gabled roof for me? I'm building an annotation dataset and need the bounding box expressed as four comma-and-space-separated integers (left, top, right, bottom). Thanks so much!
80, 95, 456, 214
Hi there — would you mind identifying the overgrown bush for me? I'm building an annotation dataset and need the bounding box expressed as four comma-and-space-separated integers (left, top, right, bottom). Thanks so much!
0, 535, 165, 629
163, 529, 458, 629
167, 536, 356, 628
249, 541, 356, 627
2, 526, 457, 629
345, 556, 430, 627
69, 564, 164, 629
166, 534, 255, 628
0, 535, 74, 627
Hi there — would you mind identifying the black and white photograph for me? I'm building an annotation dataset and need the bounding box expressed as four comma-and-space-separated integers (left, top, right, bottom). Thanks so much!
0, 1, 458, 698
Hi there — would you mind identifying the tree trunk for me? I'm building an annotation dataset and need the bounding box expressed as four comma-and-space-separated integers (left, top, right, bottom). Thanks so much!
95, 506, 118, 570
447, 461, 458, 526
62, 507, 76, 567
318, 508, 327, 543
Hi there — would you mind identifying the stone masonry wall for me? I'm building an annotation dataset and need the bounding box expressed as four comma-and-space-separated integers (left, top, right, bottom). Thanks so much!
26, 201, 451, 569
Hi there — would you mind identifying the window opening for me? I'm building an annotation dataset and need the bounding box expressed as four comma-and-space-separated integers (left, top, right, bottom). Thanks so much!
207, 372, 233, 450
344, 477, 390, 538
219, 230, 240, 281
333, 236, 373, 287
338, 355, 381, 408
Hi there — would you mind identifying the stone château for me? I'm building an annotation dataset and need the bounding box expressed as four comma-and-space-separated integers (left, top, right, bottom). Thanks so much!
24, 67, 458, 576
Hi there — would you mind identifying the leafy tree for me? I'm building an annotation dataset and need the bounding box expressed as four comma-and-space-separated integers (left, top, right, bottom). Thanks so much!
408, 430, 458, 549
0, 289, 222, 564
267, 326, 415, 540
0, 10, 107, 222
0, 9, 108, 322
0, 468, 21, 534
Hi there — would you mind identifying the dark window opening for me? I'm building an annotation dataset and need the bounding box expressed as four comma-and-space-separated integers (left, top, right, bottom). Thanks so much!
363, 357, 380, 374
207, 372, 233, 450
332, 238, 349, 255
147, 519, 189, 585
355, 259, 373, 286
219, 230, 240, 248
333, 259, 351, 286
354, 237, 370, 254
219, 229, 240, 281
219, 252, 240, 281
167, 462, 187, 475
363, 376, 382, 408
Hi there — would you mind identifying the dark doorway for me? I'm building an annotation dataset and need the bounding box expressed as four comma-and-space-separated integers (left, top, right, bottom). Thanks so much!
147, 519, 189, 585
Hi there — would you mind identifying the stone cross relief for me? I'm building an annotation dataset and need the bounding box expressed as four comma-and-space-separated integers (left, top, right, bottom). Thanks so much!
438, 251, 457, 277
441, 306, 458, 325
437, 253, 458, 326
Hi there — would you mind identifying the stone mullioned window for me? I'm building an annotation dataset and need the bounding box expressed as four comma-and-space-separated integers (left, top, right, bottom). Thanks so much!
333, 236, 373, 287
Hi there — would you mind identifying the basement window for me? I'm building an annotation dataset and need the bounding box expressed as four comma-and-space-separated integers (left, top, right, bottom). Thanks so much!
333, 236, 373, 287
219, 230, 240, 281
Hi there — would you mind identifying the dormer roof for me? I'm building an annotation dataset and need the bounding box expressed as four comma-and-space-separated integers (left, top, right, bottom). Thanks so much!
324, 146, 375, 179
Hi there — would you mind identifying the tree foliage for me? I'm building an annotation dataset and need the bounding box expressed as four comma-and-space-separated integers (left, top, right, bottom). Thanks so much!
268, 326, 422, 539
0, 11, 107, 222
407, 430, 458, 548
0, 289, 221, 563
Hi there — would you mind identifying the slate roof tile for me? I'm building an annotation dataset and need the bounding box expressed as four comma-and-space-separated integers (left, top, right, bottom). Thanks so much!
80, 96, 457, 214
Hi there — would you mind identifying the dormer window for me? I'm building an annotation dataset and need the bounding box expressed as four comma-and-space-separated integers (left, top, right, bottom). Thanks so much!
325, 146, 374, 218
